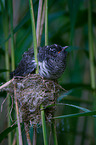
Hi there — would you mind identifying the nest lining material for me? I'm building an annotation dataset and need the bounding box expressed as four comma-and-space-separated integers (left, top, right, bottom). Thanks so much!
1, 74, 63, 126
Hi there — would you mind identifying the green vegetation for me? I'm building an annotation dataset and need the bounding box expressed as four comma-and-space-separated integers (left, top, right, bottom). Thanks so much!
0, 0, 96, 145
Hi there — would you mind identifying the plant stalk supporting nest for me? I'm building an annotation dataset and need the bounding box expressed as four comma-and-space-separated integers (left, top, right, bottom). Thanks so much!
3, 1, 12, 144
14, 84, 23, 145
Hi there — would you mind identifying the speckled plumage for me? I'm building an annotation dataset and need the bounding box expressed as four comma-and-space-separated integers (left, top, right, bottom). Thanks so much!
10, 44, 68, 79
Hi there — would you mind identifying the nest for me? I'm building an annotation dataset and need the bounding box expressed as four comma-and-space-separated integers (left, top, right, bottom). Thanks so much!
0, 74, 63, 126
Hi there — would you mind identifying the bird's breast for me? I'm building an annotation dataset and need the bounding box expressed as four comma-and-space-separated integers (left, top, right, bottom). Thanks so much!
39, 61, 50, 78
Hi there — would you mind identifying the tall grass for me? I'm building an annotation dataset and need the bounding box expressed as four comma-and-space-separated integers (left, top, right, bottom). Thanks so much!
29, 0, 38, 74
3, 1, 12, 144
9, 0, 15, 71
88, 0, 95, 89
0, 0, 96, 144
88, 0, 96, 143
45, 0, 48, 45
9, 0, 22, 144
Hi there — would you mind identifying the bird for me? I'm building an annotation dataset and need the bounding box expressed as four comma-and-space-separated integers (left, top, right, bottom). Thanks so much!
10, 44, 68, 80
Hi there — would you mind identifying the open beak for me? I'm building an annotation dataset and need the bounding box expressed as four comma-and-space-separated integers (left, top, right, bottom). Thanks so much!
62, 46, 68, 50
58, 46, 68, 54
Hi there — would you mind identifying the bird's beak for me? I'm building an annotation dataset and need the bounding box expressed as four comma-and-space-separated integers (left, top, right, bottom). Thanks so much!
62, 46, 68, 50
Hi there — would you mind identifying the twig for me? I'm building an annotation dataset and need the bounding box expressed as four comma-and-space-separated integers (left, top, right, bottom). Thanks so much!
1, 94, 9, 112
57, 84, 67, 92
36, 0, 43, 46
9, 96, 14, 122
33, 126, 37, 145
12, 134, 16, 145
45, 0, 48, 45
14, 83, 23, 145
51, 120, 58, 145
11, 120, 17, 127
0, 78, 14, 90
24, 122, 32, 145
39, 0, 45, 45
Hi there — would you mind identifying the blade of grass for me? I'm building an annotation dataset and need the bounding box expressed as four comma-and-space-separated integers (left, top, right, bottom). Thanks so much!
0, 11, 30, 46
0, 124, 17, 143
53, 110, 96, 119
46, 103, 92, 113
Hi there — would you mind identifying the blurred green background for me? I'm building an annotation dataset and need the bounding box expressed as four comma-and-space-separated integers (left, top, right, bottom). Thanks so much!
0, 0, 96, 145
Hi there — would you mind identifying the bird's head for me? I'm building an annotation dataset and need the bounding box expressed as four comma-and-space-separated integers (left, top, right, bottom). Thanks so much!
44, 44, 68, 59
38, 44, 68, 63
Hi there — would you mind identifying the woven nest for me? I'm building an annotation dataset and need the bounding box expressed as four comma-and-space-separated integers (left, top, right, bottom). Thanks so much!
1, 74, 63, 126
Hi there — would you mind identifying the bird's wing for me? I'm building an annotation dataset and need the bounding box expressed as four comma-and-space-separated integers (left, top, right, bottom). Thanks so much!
10, 48, 36, 78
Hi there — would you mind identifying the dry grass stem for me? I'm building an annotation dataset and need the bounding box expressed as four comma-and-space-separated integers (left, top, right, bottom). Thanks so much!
24, 122, 32, 145
14, 84, 23, 145
36, 0, 43, 46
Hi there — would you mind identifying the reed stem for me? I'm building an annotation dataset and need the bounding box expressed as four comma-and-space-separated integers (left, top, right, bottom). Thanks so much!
51, 121, 58, 145
88, 0, 96, 143
29, 0, 38, 73
41, 105, 48, 145
88, 0, 95, 89
45, 0, 48, 45
9, 0, 15, 71
36, 0, 43, 46
3, 2, 12, 144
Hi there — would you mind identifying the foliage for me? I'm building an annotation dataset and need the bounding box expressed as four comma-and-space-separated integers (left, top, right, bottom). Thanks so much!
0, 0, 96, 145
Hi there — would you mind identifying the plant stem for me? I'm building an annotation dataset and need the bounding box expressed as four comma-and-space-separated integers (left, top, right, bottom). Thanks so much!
45, 0, 48, 46
41, 105, 48, 145
36, 0, 43, 46
24, 123, 32, 145
29, 0, 38, 73
5, 37, 12, 145
88, 0, 95, 89
40, 1, 49, 145
39, 1, 45, 45
9, 1, 20, 144
51, 121, 58, 145
14, 84, 23, 145
3, 2, 12, 144
29, 1, 39, 145
88, 0, 96, 143
33, 126, 36, 145
9, 0, 15, 71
